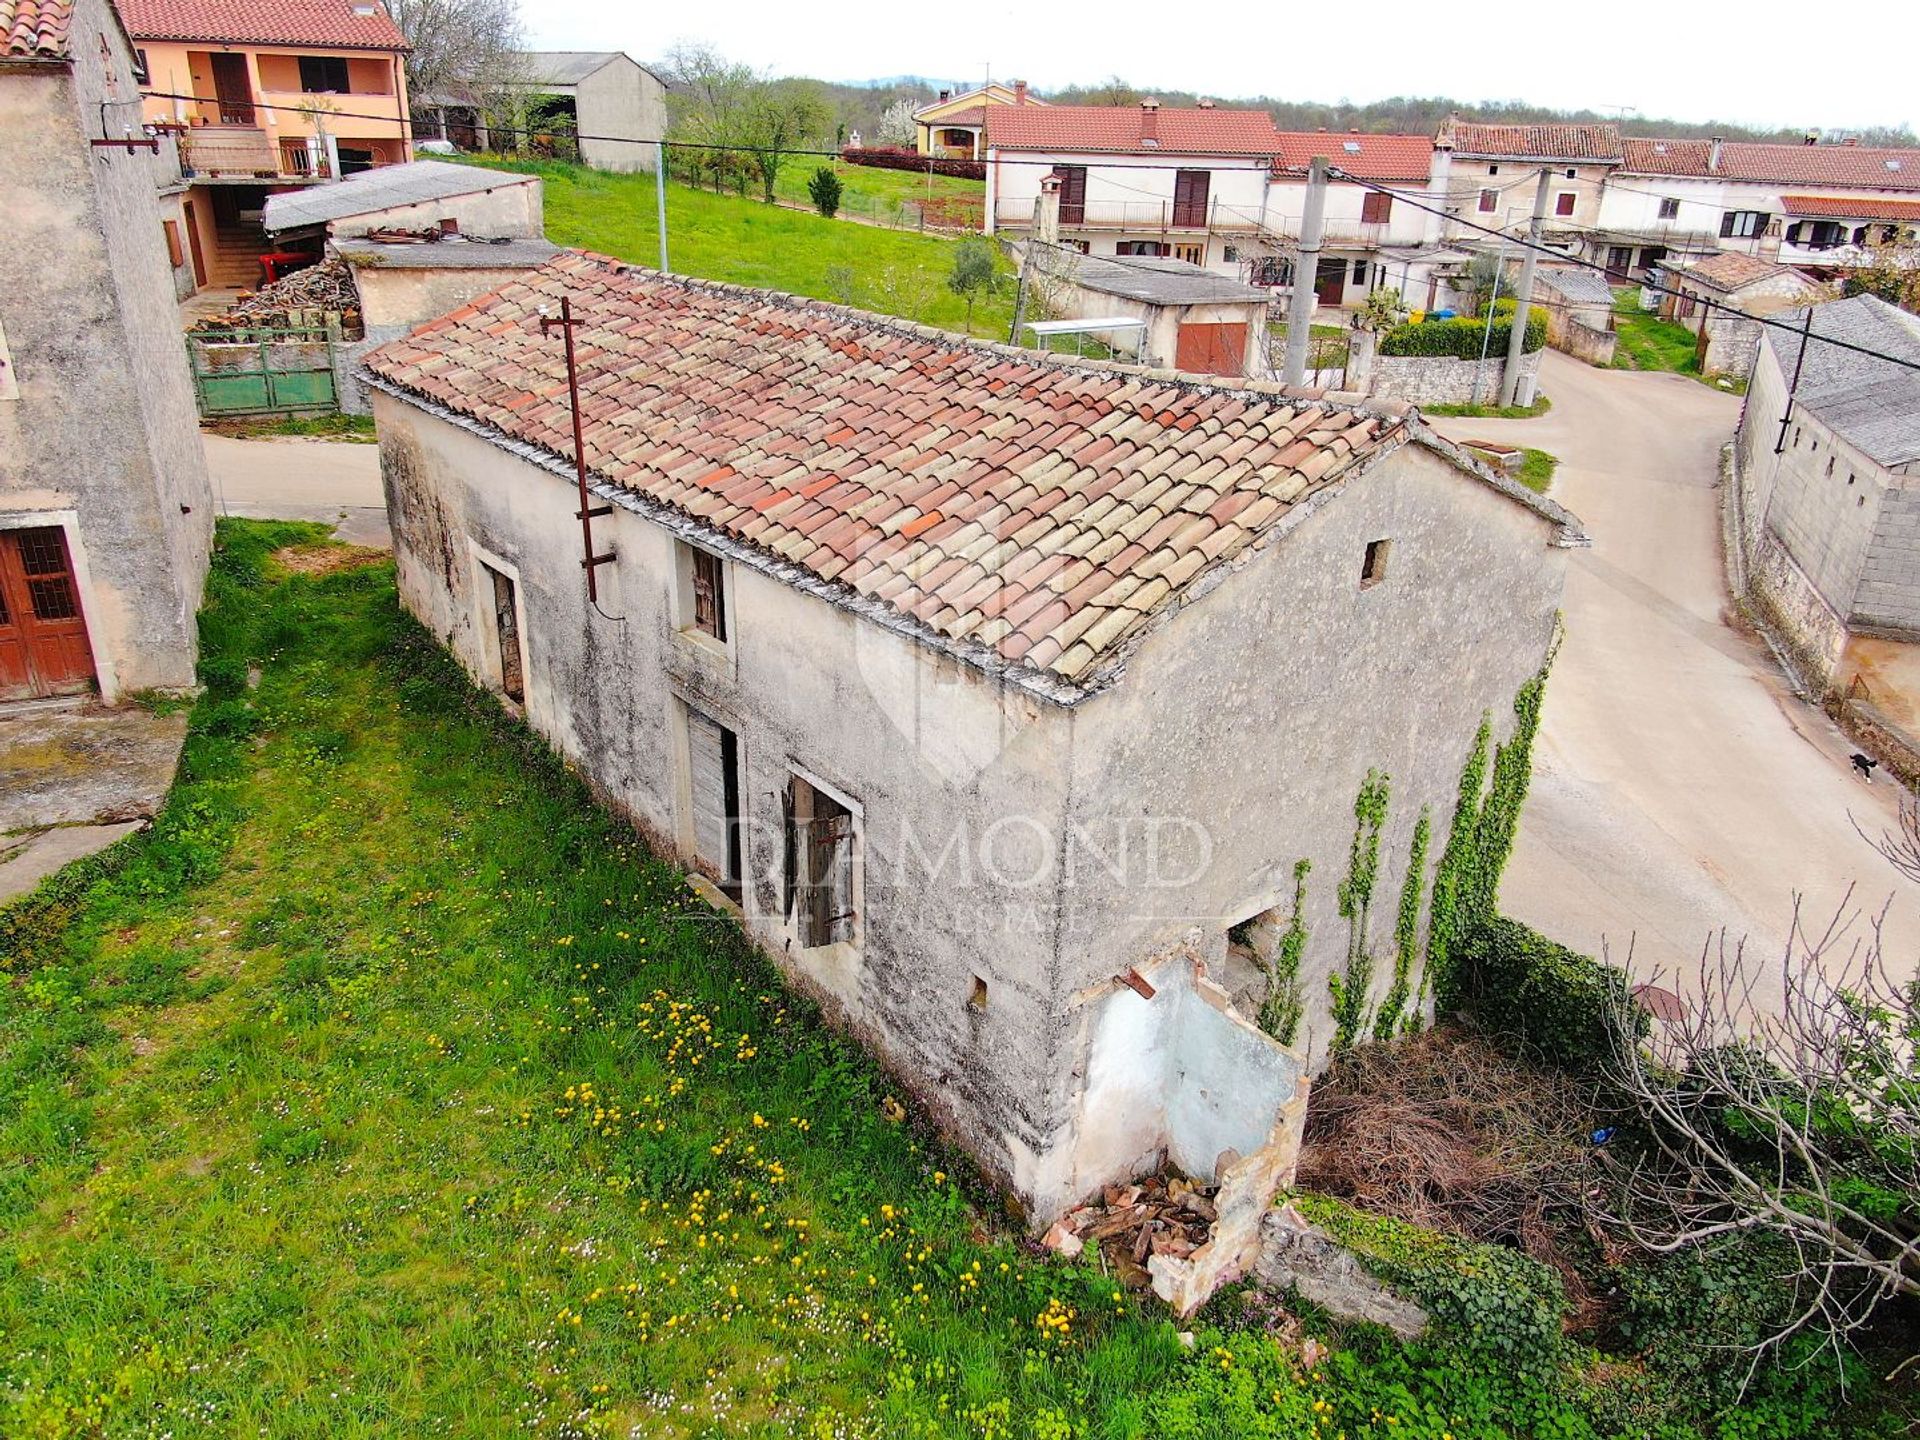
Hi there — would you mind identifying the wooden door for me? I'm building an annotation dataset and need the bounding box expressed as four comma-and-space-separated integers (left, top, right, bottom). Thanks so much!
485, 566, 522, 701
1172, 170, 1209, 228
1056, 166, 1086, 226
687, 710, 741, 897
210, 52, 254, 125
1315, 257, 1347, 306
0, 527, 95, 701
1175, 321, 1247, 377
182, 199, 208, 287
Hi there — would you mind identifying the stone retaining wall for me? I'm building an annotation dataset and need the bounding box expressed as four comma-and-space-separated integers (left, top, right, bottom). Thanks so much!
1370, 348, 1543, 407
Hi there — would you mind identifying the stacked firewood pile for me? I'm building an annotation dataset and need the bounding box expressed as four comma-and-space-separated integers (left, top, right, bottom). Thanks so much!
1045, 1175, 1219, 1289
189, 258, 362, 340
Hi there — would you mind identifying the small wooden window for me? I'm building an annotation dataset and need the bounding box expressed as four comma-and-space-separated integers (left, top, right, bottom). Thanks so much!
1360, 539, 1390, 589
690, 547, 727, 641
1658, 197, 1680, 220
1360, 191, 1392, 225
162, 219, 184, 268
1478, 188, 1498, 213
1554, 192, 1576, 217
784, 775, 857, 949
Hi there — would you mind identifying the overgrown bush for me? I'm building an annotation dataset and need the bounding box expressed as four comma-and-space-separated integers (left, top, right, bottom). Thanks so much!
806, 166, 843, 218
1381, 312, 1547, 359
841, 145, 985, 181
1448, 915, 1644, 1074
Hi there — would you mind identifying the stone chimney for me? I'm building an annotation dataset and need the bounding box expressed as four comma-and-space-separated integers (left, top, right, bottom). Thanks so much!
1804, 130, 1819, 146
938, 89, 951, 104
1036, 172, 1063, 245
1014, 79, 1028, 105
1197, 97, 1215, 109
1708, 135, 1722, 171
1140, 97, 1160, 145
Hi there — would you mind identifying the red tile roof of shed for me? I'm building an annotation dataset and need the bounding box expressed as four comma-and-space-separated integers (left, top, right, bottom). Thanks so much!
1274, 131, 1433, 181
116, 0, 405, 49
1623, 138, 1920, 190
1, 0, 71, 57
986, 104, 1281, 156
365, 253, 1507, 692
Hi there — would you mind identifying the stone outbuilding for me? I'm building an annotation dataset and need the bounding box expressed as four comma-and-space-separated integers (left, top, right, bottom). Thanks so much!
1733, 294, 1920, 686
0, 0, 212, 702
360, 252, 1582, 1290
263, 159, 544, 247
516, 52, 665, 174
1661, 252, 1824, 379
1037, 251, 1272, 376
1530, 266, 1618, 365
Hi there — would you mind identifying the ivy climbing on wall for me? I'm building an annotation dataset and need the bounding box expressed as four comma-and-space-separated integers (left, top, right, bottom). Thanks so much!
1328, 769, 1389, 1052
1427, 648, 1556, 1012
1259, 858, 1311, 1047
1376, 806, 1431, 1040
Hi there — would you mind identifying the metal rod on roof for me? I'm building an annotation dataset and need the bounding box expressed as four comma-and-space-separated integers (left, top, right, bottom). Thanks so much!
541, 296, 615, 604
1773, 305, 1816, 456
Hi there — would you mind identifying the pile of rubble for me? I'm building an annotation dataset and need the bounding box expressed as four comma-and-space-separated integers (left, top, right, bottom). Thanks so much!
190, 257, 362, 340
1045, 1175, 1219, 1289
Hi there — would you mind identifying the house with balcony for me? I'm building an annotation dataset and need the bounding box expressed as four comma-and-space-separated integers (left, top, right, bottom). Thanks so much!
121, 0, 411, 291
1263, 131, 1442, 307
1436, 117, 1623, 255
1605, 136, 1920, 280
913, 80, 1044, 160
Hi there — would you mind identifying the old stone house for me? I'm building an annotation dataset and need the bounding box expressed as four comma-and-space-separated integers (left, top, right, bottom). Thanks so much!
1034, 251, 1272, 376
1529, 266, 1618, 365
1660, 252, 1823, 378
360, 252, 1582, 1267
1733, 294, 1920, 687
0, 0, 213, 702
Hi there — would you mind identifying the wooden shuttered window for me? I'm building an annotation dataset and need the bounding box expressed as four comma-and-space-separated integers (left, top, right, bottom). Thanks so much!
690, 547, 727, 641
1360, 191, 1392, 225
783, 775, 856, 949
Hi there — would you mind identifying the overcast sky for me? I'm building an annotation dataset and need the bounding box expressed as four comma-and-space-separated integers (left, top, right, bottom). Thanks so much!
525, 0, 1918, 135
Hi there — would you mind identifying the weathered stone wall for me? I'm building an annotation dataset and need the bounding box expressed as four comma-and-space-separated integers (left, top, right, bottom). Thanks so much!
1562, 316, 1617, 367
327, 178, 544, 238
1370, 348, 1543, 407
1038, 438, 1568, 1209
0, 0, 212, 699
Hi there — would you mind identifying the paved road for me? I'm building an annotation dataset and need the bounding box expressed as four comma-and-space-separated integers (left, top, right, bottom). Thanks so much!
1432, 353, 1920, 995
204, 434, 390, 547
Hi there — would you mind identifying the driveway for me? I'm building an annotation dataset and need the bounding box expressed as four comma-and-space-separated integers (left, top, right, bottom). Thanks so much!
1430, 353, 1920, 991
204, 434, 390, 547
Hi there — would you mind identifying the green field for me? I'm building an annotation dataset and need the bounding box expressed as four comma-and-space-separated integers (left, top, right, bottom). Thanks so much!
1610, 290, 1703, 376
471, 158, 1012, 339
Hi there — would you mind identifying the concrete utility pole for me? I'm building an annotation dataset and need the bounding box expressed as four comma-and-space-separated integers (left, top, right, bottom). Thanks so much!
655, 140, 670, 272
1498, 168, 1552, 408
1282, 155, 1329, 387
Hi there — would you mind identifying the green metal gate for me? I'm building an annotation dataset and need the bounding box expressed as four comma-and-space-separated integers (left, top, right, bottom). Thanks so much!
188, 328, 337, 417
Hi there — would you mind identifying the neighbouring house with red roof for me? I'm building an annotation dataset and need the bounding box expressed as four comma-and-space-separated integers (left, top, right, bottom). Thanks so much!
913, 79, 1045, 160
985, 99, 1442, 309
1657, 251, 1825, 378
1436, 116, 1623, 253
0, 0, 213, 701
357, 249, 1582, 1297
119, 0, 411, 290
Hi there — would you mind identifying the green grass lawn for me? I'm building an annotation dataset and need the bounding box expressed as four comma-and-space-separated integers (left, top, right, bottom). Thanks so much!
770, 157, 984, 220
470, 158, 1013, 340
1517, 448, 1559, 493
203, 413, 378, 443
1610, 290, 1702, 376
0, 523, 1878, 1439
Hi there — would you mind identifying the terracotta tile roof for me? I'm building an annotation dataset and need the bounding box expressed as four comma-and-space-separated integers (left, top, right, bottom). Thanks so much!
1623, 137, 1920, 191
1, 0, 71, 57
1673, 251, 1798, 293
1445, 120, 1622, 162
362, 253, 1571, 694
987, 104, 1281, 157
117, 0, 406, 50
926, 105, 988, 129
1275, 131, 1433, 181
1781, 193, 1920, 221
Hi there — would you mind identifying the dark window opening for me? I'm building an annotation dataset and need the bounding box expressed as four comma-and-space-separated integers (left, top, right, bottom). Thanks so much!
1115, 240, 1170, 257
690, 546, 728, 641
133, 47, 149, 83
968, 976, 988, 1011
784, 775, 857, 949
297, 55, 351, 93
1360, 539, 1390, 589
1720, 210, 1768, 239
1488, 163, 1500, 175
1658, 197, 1680, 220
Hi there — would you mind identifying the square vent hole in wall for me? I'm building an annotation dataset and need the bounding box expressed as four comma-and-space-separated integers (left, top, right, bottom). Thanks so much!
1360, 539, 1391, 590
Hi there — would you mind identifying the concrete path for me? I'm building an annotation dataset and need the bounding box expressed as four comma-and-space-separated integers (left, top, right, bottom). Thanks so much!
203, 433, 390, 547
1430, 352, 1920, 993
0, 701, 187, 902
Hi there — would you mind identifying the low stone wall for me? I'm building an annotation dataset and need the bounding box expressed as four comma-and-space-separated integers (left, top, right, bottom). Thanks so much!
1370, 348, 1543, 407
1562, 317, 1616, 367
1705, 315, 1763, 379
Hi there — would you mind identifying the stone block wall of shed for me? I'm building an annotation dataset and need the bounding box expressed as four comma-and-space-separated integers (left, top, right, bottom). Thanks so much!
0, 0, 213, 699
1031, 440, 1566, 1215
373, 393, 1093, 1207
